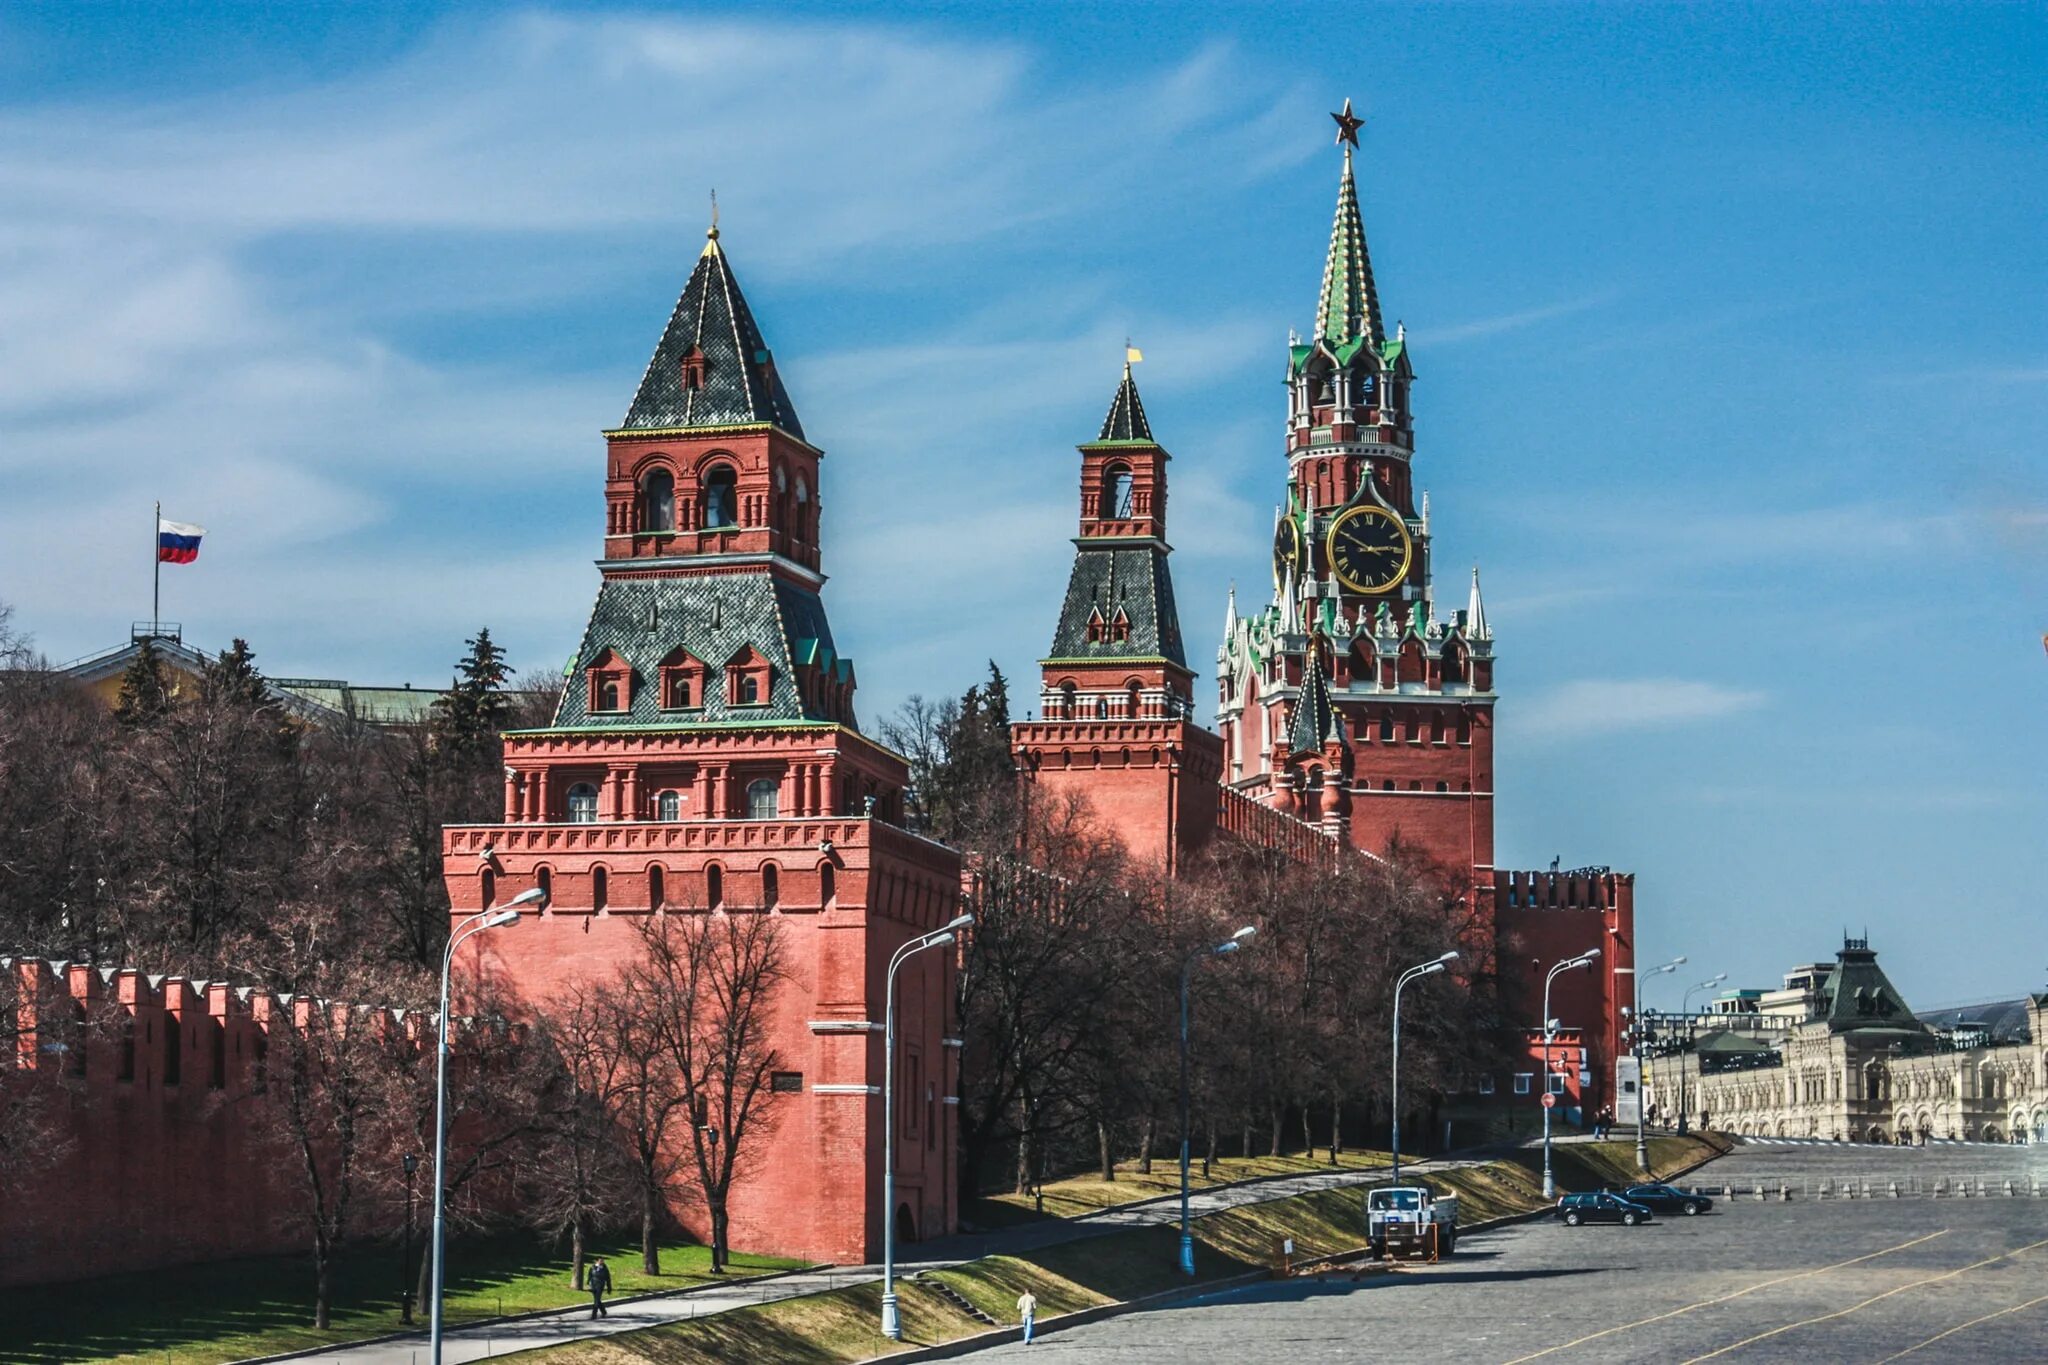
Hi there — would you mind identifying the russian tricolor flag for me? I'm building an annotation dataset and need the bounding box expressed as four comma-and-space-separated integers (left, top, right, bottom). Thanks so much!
158, 518, 205, 565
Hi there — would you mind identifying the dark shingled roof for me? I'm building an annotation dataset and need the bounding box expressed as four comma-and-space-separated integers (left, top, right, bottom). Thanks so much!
549, 575, 852, 730
1046, 546, 1186, 668
1916, 999, 2035, 1046
1819, 940, 1928, 1036
1096, 364, 1154, 442
1288, 658, 1340, 755
620, 232, 804, 439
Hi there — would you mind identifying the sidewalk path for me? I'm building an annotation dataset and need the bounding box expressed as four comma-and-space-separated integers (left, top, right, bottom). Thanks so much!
287, 1150, 1512, 1365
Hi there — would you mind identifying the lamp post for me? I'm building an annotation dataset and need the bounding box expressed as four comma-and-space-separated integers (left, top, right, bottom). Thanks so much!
1390, 951, 1460, 1188
1630, 958, 1685, 1171
881, 912, 973, 1341
430, 889, 540, 1364
401, 1152, 420, 1324
1179, 925, 1256, 1276
1541, 948, 1601, 1199
1675, 973, 1727, 1136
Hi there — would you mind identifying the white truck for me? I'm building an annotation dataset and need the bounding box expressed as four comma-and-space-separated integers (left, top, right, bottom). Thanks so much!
1366, 1185, 1459, 1260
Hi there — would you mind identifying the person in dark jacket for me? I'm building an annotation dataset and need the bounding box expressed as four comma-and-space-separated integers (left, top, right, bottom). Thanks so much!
588, 1257, 613, 1318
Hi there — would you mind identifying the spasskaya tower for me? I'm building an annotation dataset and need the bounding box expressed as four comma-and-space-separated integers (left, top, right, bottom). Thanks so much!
1215, 102, 1497, 913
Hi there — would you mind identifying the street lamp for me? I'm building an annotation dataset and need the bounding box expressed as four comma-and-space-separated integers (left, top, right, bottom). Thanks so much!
401, 1152, 420, 1324
1391, 951, 1460, 1188
1676, 973, 1727, 1135
1178, 925, 1256, 1276
1628, 957, 1685, 1171
430, 889, 540, 1364
1541, 948, 1601, 1199
881, 912, 973, 1341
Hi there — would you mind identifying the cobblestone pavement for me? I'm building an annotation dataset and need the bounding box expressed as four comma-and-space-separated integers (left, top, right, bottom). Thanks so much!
970, 1143, 2048, 1363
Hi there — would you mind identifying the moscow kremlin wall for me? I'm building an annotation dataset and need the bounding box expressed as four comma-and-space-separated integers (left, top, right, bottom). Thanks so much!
0, 123, 1635, 1286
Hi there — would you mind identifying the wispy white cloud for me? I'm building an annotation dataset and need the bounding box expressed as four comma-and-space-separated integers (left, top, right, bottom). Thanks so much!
0, 13, 1308, 683
1518, 678, 1766, 741
1421, 289, 1620, 345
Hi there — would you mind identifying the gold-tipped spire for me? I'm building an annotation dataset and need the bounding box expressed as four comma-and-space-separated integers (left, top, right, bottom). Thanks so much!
702, 188, 721, 255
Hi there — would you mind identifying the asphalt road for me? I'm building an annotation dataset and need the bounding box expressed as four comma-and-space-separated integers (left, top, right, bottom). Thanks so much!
973, 1143, 2048, 1363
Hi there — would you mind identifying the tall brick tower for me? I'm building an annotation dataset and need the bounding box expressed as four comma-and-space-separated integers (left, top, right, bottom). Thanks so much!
1214, 114, 1497, 918
1012, 363, 1222, 871
443, 221, 964, 1265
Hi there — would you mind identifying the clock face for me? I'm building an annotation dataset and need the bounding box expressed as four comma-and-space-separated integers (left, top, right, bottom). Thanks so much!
1326, 505, 1412, 594
1273, 514, 1305, 588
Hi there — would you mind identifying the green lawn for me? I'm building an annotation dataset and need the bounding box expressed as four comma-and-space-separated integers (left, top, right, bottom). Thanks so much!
0, 1233, 806, 1365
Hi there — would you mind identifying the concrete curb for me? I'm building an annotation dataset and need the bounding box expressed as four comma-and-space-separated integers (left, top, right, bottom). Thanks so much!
862, 1136, 1737, 1363
225, 1263, 826, 1365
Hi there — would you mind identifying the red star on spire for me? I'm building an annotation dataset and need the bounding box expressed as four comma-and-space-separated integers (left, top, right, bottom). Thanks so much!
1331, 98, 1363, 148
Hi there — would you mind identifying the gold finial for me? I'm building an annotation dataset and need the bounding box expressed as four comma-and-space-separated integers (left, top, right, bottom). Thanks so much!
707, 188, 720, 241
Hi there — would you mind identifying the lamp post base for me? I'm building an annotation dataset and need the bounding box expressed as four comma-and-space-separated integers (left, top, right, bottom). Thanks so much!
1178, 1232, 1195, 1277
881, 1292, 901, 1340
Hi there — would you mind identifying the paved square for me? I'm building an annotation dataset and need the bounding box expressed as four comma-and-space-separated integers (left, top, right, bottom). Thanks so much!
973, 1145, 2048, 1363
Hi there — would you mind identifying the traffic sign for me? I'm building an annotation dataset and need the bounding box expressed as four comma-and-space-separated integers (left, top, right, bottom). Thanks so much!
1541, 1092, 1557, 1109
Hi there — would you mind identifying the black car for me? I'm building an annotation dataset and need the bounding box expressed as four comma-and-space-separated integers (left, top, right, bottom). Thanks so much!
1620, 1182, 1713, 1216
1556, 1191, 1654, 1226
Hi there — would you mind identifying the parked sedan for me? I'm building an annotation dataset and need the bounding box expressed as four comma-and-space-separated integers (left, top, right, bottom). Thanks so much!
1621, 1182, 1713, 1216
1556, 1192, 1654, 1227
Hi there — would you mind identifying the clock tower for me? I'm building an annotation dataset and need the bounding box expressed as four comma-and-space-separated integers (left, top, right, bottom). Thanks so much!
1216, 111, 1497, 918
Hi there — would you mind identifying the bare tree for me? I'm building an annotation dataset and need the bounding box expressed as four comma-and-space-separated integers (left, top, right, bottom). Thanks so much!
571, 976, 690, 1274
527, 1004, 636, 1288
630, 910, 787, 1273
240, 904, 408, 1329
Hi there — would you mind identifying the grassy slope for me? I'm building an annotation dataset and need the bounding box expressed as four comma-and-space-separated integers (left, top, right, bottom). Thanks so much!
523, 1136, 1726, 1365
0, 1236, 805, 1365
974, 1149, 1392, 1224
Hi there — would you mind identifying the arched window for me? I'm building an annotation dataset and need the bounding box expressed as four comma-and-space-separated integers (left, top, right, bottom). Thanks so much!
591, 866, 608, 913
1103, 464, 1134, 519
657, 790, 681, 821
706, 864, 724, 909
1435, 781, 1449, 793
761, 863, 779, 908
536, 866, 553, 901
702, 465, 738, 528
795, 477, 810, 541
747, 779, 779, 820
1126, 683, 1142, 717
648, 865, 666, 911
640, 468, 675, 532
1059, 681, 1077, 717
1378, 714, 1395, 742
739, 674, 760, 704
1095, 696, 1109, 720
819, 862, 836, 909
566, 783, 599, 823
596, 678, 623, 712
480, 867, 496, 907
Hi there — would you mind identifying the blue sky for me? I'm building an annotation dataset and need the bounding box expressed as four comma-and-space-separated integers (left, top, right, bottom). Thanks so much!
1, 4, 2042, 1005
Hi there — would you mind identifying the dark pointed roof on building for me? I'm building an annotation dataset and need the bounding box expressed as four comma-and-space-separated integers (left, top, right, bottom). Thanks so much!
1288, 656, 1340, 755
1095, 362, 1155, 443
1046, 547, 1186, 669
1316, 149, 1385, 350
1819, 938, 1928, 1035
619, 227, 804, 439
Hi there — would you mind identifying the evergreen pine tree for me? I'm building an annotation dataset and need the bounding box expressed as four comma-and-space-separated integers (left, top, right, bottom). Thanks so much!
113, 639, 174, 727
432, 627, 513, 761
201, 638, 268, 709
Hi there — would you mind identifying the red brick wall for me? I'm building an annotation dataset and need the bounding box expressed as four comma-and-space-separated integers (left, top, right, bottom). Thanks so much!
445, 815, 963, 1265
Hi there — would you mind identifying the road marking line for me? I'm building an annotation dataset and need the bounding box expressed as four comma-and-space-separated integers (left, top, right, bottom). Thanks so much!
1875, 1291, 2048, 1362
1681, 1235, 2048, 1363
1497, 1230, 1951, 1364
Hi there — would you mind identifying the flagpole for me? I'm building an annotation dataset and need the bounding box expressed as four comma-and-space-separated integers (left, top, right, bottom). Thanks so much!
153, 499, 161, 638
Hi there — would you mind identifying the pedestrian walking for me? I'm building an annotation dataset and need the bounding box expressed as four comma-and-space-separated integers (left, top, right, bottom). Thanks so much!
588, 1256, 612, 1319
1017, 1289, 1037, 1345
